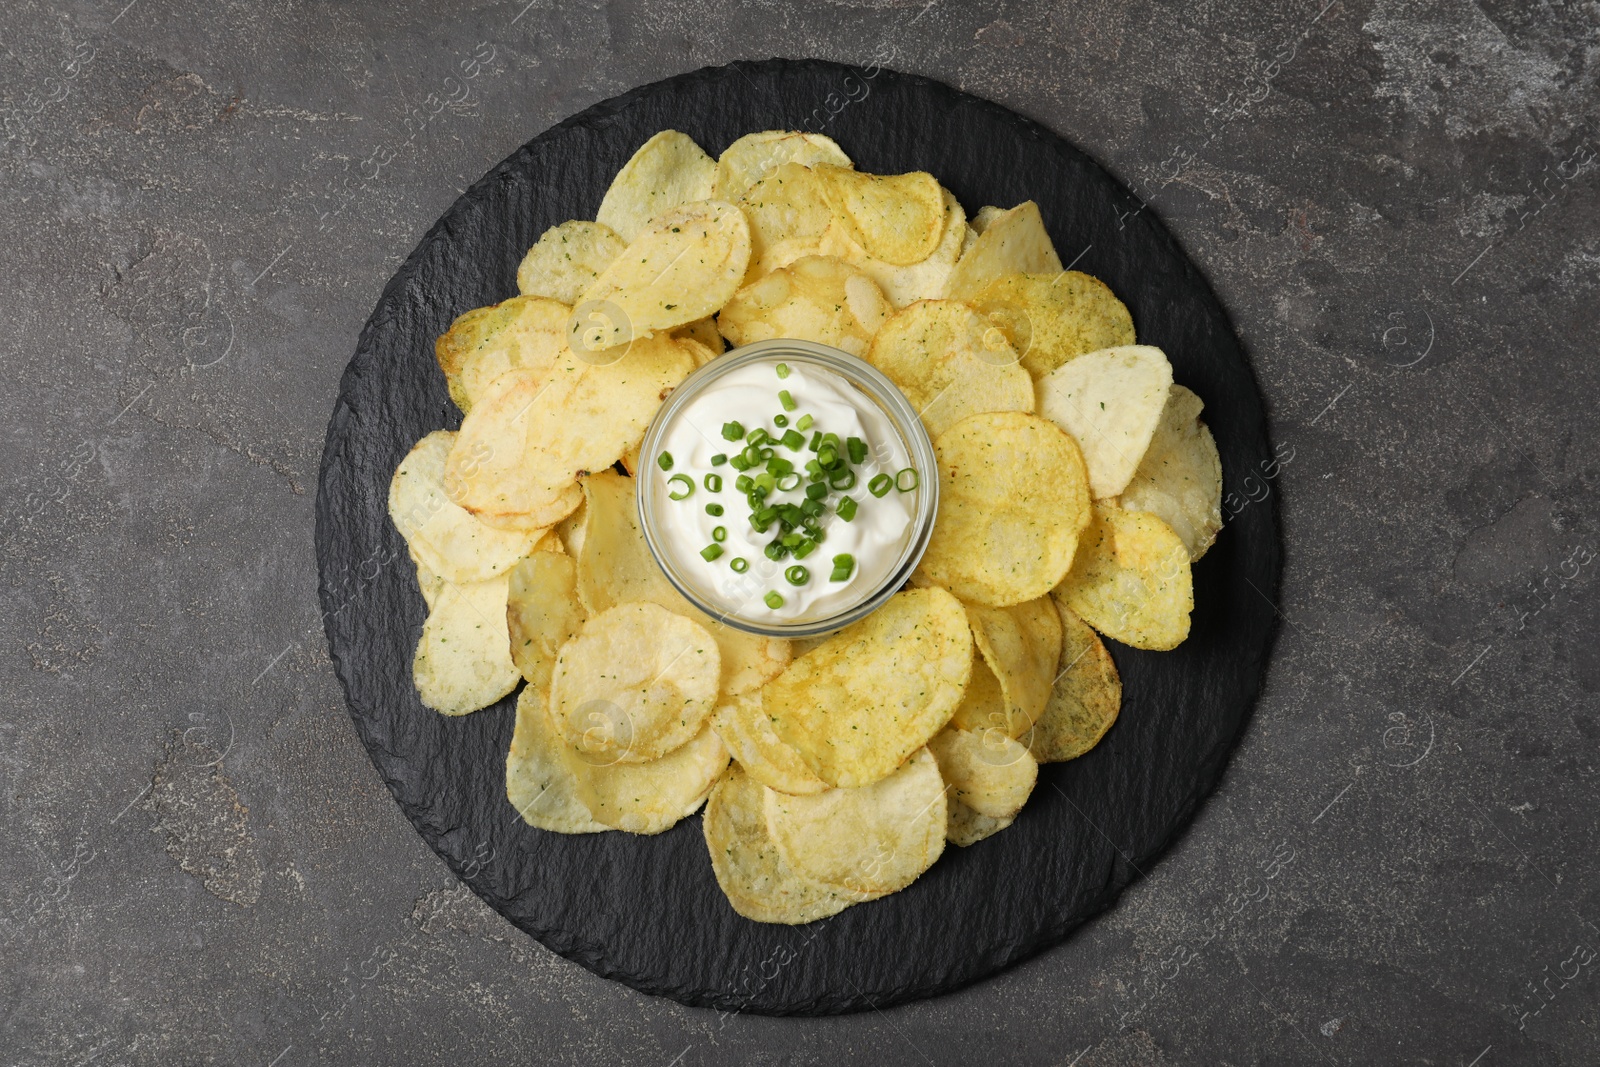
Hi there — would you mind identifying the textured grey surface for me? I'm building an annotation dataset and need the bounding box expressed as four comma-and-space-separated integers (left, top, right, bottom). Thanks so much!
1, 0, 1595, 1063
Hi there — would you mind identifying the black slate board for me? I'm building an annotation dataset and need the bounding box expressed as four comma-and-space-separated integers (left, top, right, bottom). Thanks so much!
314, 58, 1280, 1015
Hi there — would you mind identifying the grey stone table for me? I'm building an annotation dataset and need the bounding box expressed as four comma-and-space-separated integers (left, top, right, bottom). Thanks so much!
2, 1, 1595, 1063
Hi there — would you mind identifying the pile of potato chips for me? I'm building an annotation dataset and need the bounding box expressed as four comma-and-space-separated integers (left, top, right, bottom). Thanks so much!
386, 129, 1223, 923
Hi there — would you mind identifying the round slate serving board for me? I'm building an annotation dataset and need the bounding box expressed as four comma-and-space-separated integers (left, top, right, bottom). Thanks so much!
315, 58, 1280, 1015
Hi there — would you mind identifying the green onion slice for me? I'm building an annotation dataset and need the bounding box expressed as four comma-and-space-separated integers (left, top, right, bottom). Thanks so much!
668, 474, 694, 500
785, 565, 810, 586
656, 451, 673, 470
868, 473, 893, 498
764, 591, 784, 609
895, 467, 919, 492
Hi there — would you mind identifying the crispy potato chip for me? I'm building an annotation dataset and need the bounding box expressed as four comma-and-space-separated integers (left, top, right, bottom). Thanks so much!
576, 471, 791, 694
946, 796, 1013, 847
570, 723, 729, 834
948, 647, 1009, 737
505, 686, 609, 833
595, 130, 716, 243
1116, 385, 1223, 560
865, 300, 1034, 439
506, 549, 586, 694
472, 484, 585, 534
516, 220, 627, 305
927, 727, 1037, 820
555, 497, 586, 557
718, 255, 890, 357
970, 206, 1005, 234
765, 587, 971, 788
815, 164, 945, 266
1036, 345, 1174, 499
714, 130, 852, 203
916, 412, 1091, 607
671, 317, 724, 359
738, 162, 839, 279
1057, 504, 1192, 650
574, 200, 751, 351
817, 188, 968, 308
550, 601, 721, 764
1031, 600, 1122, 762
435, 296, 570, 414
946, 201, 1063, 301
712, 690, 829, 796
703, 766, 865, 924
765, 748, 947, 895
411, 549, 445, 612
413, 572, 521, 715
972, 271, 1136, 379
949, 597, 1062, 737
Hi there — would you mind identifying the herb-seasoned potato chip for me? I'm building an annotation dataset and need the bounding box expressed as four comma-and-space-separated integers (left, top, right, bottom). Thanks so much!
516, 220, 627, 305
555, 497, 586, 556
946, 796, 1012, 847
550, 601, 721, 764
712, 690, 829, 796
389, 430, 545, 585
413, 573, 521, 715
1031, 599, 1122, 762
972, 271, 1136, 379
765, 748, 947, 895
766, 587, 971, 788
916, 412, 1091, 607
718, 255, 890, 357
411, 549, 445, 612
505, 686, 608, 833
570, 723, 729, 834
576, 471, 790, 694
946, 201, 1063, 300
472, 484, 585, 534
1057, 504, 1192, 650
1116, 384, 1223, 560
574, 200, 751, 351
672, 317, 724, 359
866, 300, 1033, 439
949, 597, 1062, 737
714, 130, 852, 203
506, 549, 586, 694
927, 727, 1037, 820
595, 130, 716, 243
815, 164, 945, 266
948, 648, 1008, 738
703, 766, 865, 924
434, 295, 570, 413
738, 162, 839, 279
817, 188, 968, 308
1036, 345, 1174, 499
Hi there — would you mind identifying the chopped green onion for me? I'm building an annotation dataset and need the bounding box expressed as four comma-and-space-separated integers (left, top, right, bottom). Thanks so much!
753, 472, 776, 494
796, 414, 814, 431
764, 542, 788, 561
711, 525, 727, 543
800, 497, 825, 517
746, 428, 770, 447
809, 431, 823, 451
781, 429, 805, 451
735, 474, 754, 493
837, 496, 858, 522
711, 453, 728, 466
766, 456, 794, 476
781, 531, 804, 548
805, 481, 828, 501
657, 451, 674, 470
773, 414, 789, 427
785, 565, 810, 586
830, 554, 855, 582
895, 467, 919, 492
729, 453, 752, 471
776, 472, 801, 491
730, 557, 749, 573
778, 389, 797, 411
705, 503, 724, 517
817, 446, 838, 469
792, 539, 819, 560
753, 505, 779, 527
704, 473, 722, 492
764, 591, 785, 609
847, 437, 867, 464
721, 421, 745, 441
868, 473, 893, 498
828, 468, 857, 490
758, 447, 774, 461
775, 363, 790, 379
668, 474, 694, 500
700, 544, 723, 561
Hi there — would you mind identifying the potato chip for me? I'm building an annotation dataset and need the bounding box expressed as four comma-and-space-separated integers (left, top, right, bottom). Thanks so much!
595, 130, 716, 243
516, 220, 627, 307
1036, 345, 1174, 499
949, 597, 1062, 737
506, 549, 586, 694
570, 723, 729, 834
972, 271, 1136, 379
738, 162, 839, 279
713, 130, 852, 203
865, 300, 1034, 439
434, 296, 570, 413
970, 206, 1005, 234
574, 200, 750, 352
946, 201, 1063, 301
550, 601, 721, 764
718, 255, 890, 357
410, 549, 445, 612
1031, 599, 1122, 762
765, 748, 947, 895
671, 317, 724, 359
413, 572, 521, 715
927, 727, 1037, 820
817, 188, 968, 308
1057, 504, 1192, 650
473, 484, 585, 534
576, 471, 791, 694
505, 686, 609, 833
712, 690, 829, 796
815, 164, 945, 266
916, 412, 1091, 607
389, 430, 545, 585
1116, 385, 1223, 560
703, 766, 866, 924
555, 497, 586, 557
765, 587, 971, 788
948, 647, 1009, 737
946, 796, 1013, 847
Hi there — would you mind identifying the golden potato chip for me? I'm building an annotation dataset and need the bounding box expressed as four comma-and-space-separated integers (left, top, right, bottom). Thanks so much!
712, 690, 829, 796
1036, 345, 1174, 499
1116, 384, 1223, 560
765, 747, 947, 895
550, 601, 721, 764
1031, 599, 1122, 762
946, 201, 1063, 301
713, 130, 852, 203
948, 647, 1009, 737
574, 200, 751, 352
718, 255, 890, 357
970, 205, 1006, 234
765, 587, 971, 788
413, 573, 521, 716
703, 766, 866, 924
595, 130, 716, 243
555, 497, 586, 557
865, 300, 1034, 439
576, 471, 791, 694
1057, 504, 1192, 650
949, 597, 1062, 737
516, 220, 627, 305
946, 797, 1012, 847
389, 430, 545, 585
411, 549, 445, 612
505, 549, 587, 694
569, 723, 729, 834
926, 727, 1037, 820
916, 412, 1091, 607
817, 188, 968, 308
505, 686, 608, 833
738, 162, 839, 279
972, 271, 1136, 379
434, 296, 570, 413
472, 484, 585, 534
671, 317, 724, 359
814, 164, 945, 266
